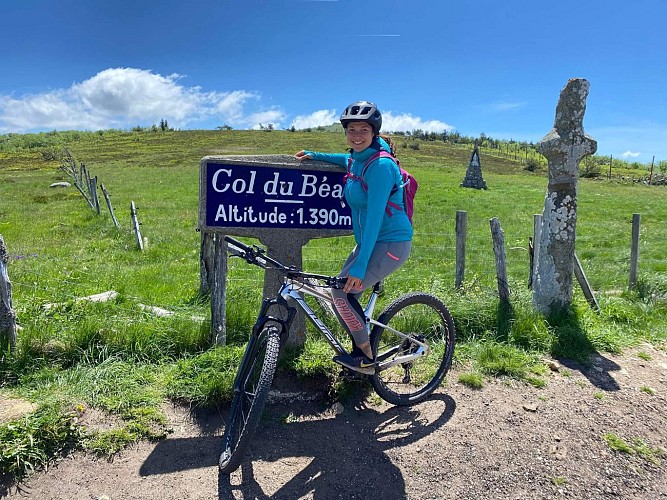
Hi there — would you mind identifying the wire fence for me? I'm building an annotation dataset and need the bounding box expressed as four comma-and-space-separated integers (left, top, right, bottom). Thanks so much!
6, 200, 664, 323
224, 209, 666, 303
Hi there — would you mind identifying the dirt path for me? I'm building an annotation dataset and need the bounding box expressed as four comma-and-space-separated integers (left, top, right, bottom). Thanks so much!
2, 345, 667, 500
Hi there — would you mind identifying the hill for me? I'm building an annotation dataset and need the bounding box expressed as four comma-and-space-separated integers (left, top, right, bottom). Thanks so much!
0, 127, 665, 488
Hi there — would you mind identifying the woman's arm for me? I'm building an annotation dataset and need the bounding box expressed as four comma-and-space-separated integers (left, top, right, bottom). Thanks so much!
294, 150, 349, 167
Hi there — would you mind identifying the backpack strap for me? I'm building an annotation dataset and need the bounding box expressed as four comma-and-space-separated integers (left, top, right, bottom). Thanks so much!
361, 151, 395, 177
344, 156, 368, 190
361, 151, 404, 217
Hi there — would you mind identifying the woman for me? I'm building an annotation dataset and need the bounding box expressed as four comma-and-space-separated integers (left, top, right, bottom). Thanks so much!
295, 101, 413, 374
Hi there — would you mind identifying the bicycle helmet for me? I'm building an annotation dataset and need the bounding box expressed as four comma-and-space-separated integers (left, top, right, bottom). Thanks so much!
340, 101, 382, 134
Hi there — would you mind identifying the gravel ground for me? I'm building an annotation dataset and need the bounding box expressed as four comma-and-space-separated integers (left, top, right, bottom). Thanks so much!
2, 344, 666, 500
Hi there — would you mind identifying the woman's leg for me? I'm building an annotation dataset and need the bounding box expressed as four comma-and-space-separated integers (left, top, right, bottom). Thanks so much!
331, 241, 411, 359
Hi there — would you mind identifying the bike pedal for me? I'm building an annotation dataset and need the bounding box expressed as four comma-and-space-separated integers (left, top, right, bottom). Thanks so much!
339, 369, 367, 381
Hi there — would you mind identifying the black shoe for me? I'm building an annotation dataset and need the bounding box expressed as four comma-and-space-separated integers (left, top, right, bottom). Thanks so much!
333, 353, 375, 375
349, 345, 365, 358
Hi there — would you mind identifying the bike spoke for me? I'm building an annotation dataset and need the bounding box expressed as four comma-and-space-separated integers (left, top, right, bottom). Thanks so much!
370, 293, 455, 406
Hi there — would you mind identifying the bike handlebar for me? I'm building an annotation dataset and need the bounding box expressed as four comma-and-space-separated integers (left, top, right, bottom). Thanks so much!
223, 236, 344, 288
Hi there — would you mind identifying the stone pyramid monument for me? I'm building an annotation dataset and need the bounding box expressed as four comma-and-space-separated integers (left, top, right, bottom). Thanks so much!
460, 142, 487, 189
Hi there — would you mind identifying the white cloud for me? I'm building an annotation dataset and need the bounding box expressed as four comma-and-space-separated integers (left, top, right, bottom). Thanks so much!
0, 91, 108, 131
214, 90, 259, 123
247, 109, 287, 129
73, 68, 198, 120
0, 68, 281, 132
288, 109, 453, 134
487, 101, 524, 112
290, 109, 337, 130
587, 124, 667, 163
382, 112, 454, 133
0, 68, 455, 138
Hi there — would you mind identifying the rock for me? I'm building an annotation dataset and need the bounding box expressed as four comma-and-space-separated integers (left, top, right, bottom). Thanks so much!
549, 444, 568, 459
545, 359, 561, 372
50, 181, 71, 188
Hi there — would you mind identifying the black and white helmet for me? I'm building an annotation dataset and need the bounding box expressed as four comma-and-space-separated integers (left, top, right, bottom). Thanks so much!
340, 101, 382, 134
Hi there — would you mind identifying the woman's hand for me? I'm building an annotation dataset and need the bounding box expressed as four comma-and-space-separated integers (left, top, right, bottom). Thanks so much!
294, 150, 312, 161
343, 275, 363, 293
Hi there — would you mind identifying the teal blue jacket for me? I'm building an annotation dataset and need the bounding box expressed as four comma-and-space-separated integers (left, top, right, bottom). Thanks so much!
305, 137, 413, 279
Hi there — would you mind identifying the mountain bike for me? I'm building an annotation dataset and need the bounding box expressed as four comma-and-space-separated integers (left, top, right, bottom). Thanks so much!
218, 235, 456, 474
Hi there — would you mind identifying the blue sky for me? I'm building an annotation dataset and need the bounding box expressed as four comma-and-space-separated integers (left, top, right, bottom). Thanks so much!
2, 0, 666, 163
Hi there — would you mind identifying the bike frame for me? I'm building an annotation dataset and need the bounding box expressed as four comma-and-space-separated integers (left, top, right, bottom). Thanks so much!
250, 273, 429, 373
278, 279, 381, 357
225, 236, 429, 375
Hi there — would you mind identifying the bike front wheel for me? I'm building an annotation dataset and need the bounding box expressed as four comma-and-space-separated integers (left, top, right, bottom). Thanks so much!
219, 324, 281, 474
370, 292, 456, 406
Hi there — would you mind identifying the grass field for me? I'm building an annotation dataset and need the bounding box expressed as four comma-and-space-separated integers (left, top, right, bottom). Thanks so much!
1, 128, 666, 480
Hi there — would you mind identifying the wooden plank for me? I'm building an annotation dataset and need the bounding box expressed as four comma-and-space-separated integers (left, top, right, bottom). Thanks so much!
574, 254, 600, 312
100, 183, 120, 228
130, 201, 144, 251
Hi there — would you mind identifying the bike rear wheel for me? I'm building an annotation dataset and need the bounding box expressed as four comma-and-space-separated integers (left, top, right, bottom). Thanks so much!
370, 292, 455, 406
219, 324, 281, 474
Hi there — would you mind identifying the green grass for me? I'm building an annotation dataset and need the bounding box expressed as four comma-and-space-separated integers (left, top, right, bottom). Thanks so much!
637, 351, 652, 361
457, 372, 484, 389
551, 476, 567, 486
0, 403, 84, 480
1, 128, 667, 481
603, 432, 664, 465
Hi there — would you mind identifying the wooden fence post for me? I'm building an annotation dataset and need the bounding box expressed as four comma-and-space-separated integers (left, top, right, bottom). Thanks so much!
489, 217, 510, 303
455, 210, 467, 289
73, 181, 95, 210
529, 214, 542, 289
91, 176, 101, 215
649, 156, 655, 186
0, 235, 17, 351
130, 201, 144, 251
78, 160, 84, 186
200, 231, 215, 295
100, 183, 120, 228
629, 213, 641, 289
83, 164, 92, 200
211, 236, 227, 345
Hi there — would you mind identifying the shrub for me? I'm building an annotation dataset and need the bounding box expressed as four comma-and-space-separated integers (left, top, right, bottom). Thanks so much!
580, 157, 602, 178
524, 157, 541, 172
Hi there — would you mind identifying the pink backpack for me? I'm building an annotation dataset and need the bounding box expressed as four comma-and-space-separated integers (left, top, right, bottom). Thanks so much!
345, 151, 418, 224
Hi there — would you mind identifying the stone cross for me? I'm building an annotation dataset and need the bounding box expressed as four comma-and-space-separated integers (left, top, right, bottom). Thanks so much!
533, 78, 597, 314
460, 142, 487, 189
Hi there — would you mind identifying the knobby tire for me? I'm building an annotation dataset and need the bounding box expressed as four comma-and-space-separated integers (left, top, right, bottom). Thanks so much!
370, 292, 456, 406
219, 325, 281, 474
